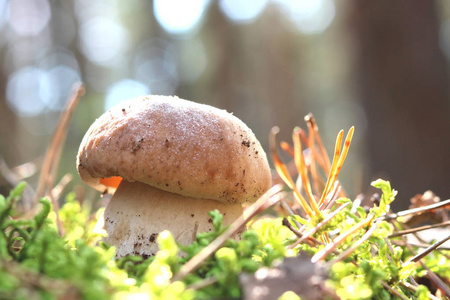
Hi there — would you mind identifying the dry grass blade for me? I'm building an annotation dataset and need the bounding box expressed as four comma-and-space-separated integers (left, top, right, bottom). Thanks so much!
34, 83, 85, 236
35, 83, 85, 202
311, 214, 374, 263
11, 161, 37, 179
317, 130, 343, 207
389, 220, 450, 238
318, 127, 354, 207
292, 127, 320, 215
329, 127, 353, 196
51, 174, 73, 201
270, 127, 314, 218
306, 124, 322, 196
320, 181, 341, 210
304, 113, 330, 172
280, 141, 294, 158
298, 127, 309, 147
172, 184, 285, 282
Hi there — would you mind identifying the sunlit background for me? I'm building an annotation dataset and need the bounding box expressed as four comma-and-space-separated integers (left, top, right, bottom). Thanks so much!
0, 0, 449, 209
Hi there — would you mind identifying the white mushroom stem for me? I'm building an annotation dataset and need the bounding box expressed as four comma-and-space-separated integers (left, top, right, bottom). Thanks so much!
99, 180, 244, 258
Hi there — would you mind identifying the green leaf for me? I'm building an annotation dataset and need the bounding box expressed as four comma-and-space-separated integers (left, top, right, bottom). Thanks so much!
399, 261, 416, 281
278, 291, 302, 300
416, 285, 430, 300
371, 179, 397, 207
0, 182, 26, 225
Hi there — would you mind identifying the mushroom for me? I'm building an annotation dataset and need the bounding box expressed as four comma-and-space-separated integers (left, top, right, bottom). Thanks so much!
77, 95, 271, 257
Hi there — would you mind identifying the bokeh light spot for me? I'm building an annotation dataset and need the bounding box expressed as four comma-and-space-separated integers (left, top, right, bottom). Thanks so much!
219, 0, 268, 24
45, 65, 81, 110
7, 0, 51, 36
178, 38, 207, 83
274, 0, 335, 34
439, 20, 450, 63
104, 79, 150, 111
39, 48, 80, 72
6, 67, 50, 117
154, 0, 209, 35
134, 39, 179, 95
79, 17, 130, 66
0, 0, 8, 32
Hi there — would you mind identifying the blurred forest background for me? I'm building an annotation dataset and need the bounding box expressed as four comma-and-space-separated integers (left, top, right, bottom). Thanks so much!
0, 0, 449, 210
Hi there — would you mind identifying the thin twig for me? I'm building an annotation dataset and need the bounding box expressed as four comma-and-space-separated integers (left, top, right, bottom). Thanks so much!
384, 235, 419, 286
408, 235, 450, 263
400, 282, 441, 300
280, 199, 303, 228
384, 198, 450, 221
391, 240, 450, 251
389, 220, 450, 238
327, 221, 379, 266
172, 184, 285, 282
281, 218, 322, 247
282, 218, 303, 238
401, 234, 450, 297
186, 276, 218, 290
311, 214, 374, 263
380, 281, 409, 300
420, 261, 450, 297
384, 237, 396, 257
395, 221, 434, 247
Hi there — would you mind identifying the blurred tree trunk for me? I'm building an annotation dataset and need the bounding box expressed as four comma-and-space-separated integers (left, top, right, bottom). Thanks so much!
202, 2, 302, 151
349, 1, 450, 209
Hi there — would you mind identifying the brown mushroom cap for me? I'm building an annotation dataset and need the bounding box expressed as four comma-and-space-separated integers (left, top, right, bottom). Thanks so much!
77, 95, 271, 204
